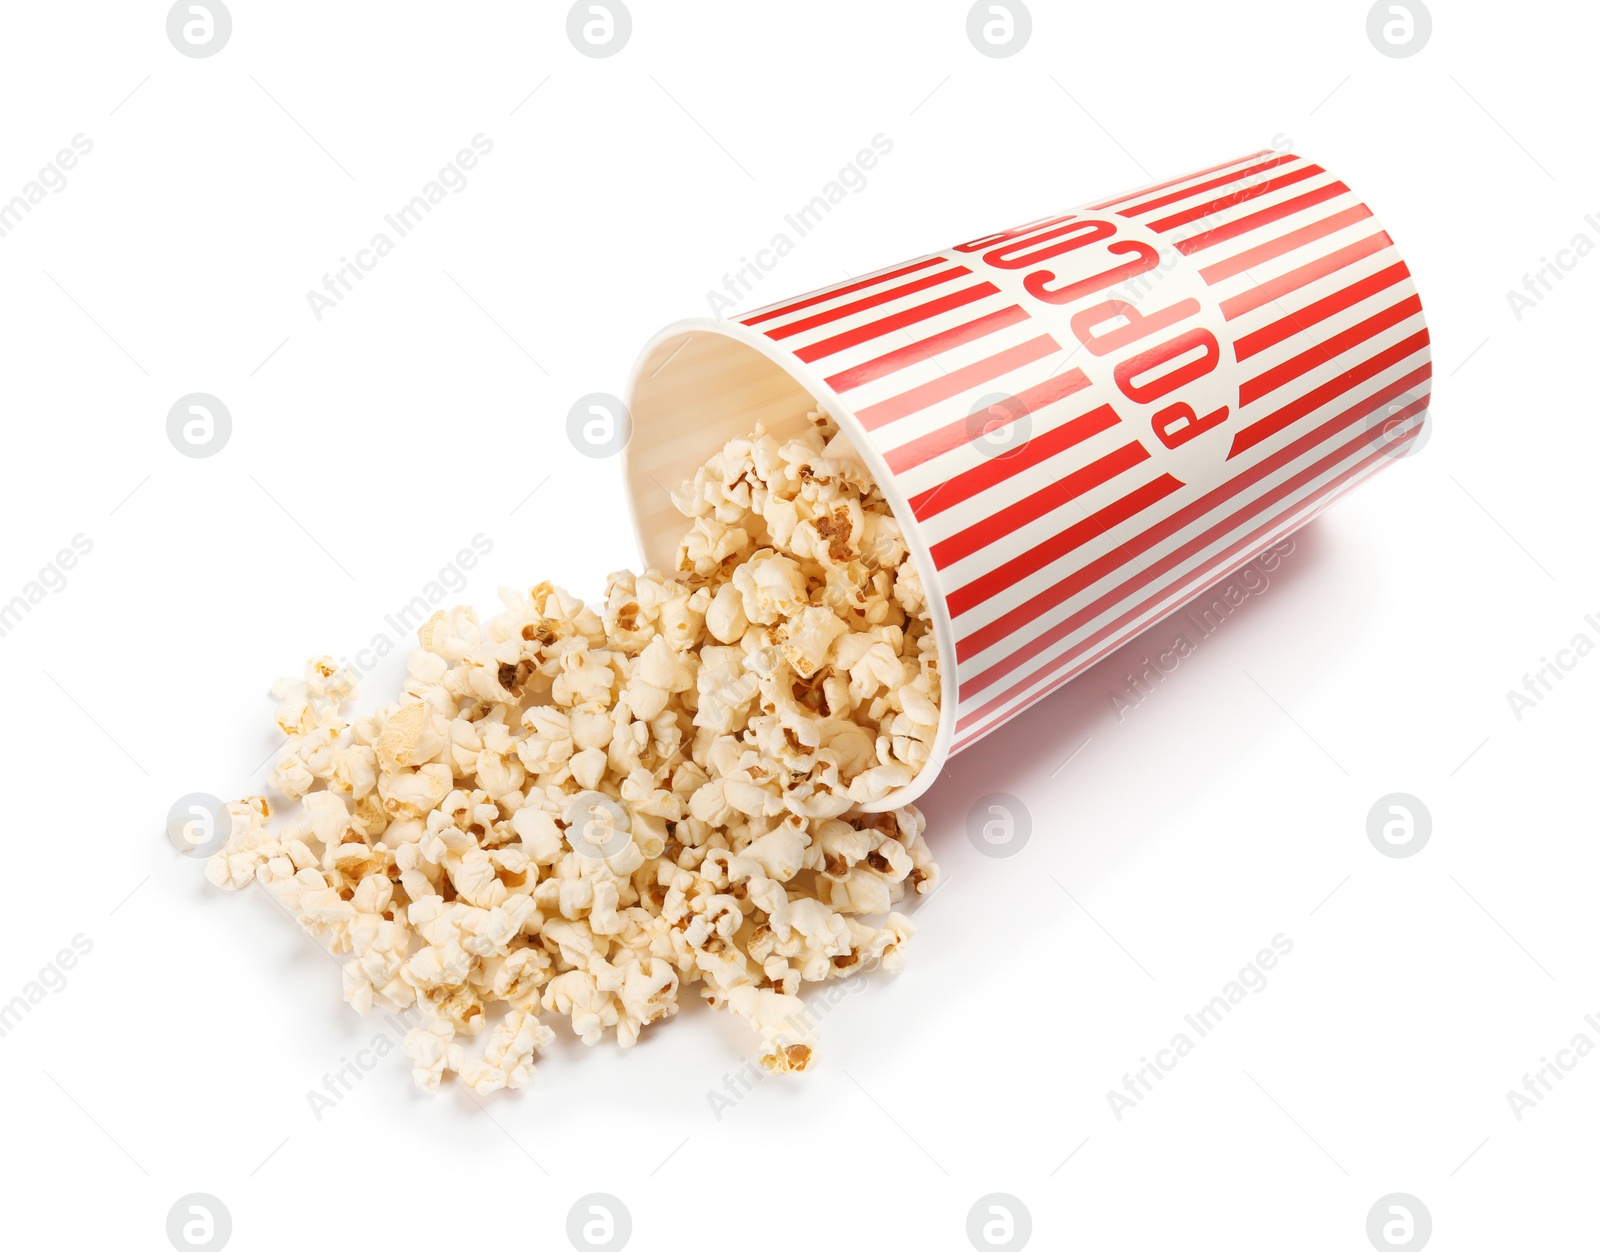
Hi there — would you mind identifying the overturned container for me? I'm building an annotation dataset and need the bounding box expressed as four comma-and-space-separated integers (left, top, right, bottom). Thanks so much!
624, 149, 1432, 811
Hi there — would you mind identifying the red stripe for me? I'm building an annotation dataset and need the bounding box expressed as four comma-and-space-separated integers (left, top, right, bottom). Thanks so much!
768, 266, 970, 341
824, 305, 1029, 393
856, 334, 1059, 431
956, 419, 1420, 738
908, 403, 1122, 519
946, 473, 1184, 618
741, 256, 944, 327
967, 421, 1408, 697
796, 282, 999, 363
883, 368, 1093, 474
1234, 262, 1411, 362
1117, 155, 1298, 219
947, 413, 1427, 726
1174, 181, 1350, 256
1197, 204, 1373, 284
1238, 294, 1424, 407
1229, 327, 1428, 460
955, 360, 1432, 664
931, 441, 1150, 568
1148, 164, 1325, 233
1089, 151, 1274, 211
1219, 231, 1394, 320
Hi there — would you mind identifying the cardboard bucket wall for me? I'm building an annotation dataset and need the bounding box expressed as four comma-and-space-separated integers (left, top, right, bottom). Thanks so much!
624, 149, 1432, 812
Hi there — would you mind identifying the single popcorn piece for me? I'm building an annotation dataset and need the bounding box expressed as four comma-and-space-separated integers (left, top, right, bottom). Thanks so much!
459, 1009, 556, 1094
402, 1018, 464, 1091
202, 407, 942, 1094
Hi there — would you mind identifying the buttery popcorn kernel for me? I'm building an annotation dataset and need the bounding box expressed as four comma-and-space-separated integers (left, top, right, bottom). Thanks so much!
205, 410, 941, 1091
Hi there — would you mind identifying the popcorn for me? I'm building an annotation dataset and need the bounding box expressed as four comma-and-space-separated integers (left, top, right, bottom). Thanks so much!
204, 409, 941, 1094
460, 1009, 555, 1093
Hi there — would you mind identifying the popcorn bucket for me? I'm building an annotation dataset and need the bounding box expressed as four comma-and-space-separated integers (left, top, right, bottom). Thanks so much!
624, 149, 1431, 811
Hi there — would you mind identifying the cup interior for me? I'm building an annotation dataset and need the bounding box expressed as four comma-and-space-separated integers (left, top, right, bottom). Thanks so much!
625, 325, 820, 570
623, 318, 958, 812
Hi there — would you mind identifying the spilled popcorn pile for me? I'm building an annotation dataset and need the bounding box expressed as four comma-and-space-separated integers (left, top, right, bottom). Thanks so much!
205, 410, 942, 1093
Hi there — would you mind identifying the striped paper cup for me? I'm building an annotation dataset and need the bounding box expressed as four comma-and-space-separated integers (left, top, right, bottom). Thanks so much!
623, 149, 1431, 812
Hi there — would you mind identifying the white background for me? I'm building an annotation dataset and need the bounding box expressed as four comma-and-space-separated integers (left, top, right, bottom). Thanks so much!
2, 2, 1595, 1248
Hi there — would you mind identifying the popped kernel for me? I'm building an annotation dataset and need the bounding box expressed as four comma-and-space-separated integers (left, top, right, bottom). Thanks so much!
205, 410, 941, 1090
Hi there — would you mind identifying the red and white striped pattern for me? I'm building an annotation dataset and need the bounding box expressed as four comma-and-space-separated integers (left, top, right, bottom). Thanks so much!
736, 151, 1431, 755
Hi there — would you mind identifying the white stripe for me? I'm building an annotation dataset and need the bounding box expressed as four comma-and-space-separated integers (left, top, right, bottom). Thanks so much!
1226, 306, 1428, 456
1092, 152, 1290, 216
914, 428, 1149, 550
1220, 245, 1406, 343
825, 307, 1041, 412
868, 343, 1067, 456
1156, 175, 1356, 255
813, 297, 1023, 387
1136, 157, 1325, 229
1202, 219, 1394, 309
1233, 282, 1422, 387
737, 252, 945, 326
1145, 160, 1331, 236
954, 418, 1421, 743
896, 383, 1109, 504
952, 342, 1431, 676
757, 262, 976, 345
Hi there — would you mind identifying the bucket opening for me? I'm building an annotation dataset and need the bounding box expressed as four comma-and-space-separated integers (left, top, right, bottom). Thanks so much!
623, 318, 959, 811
